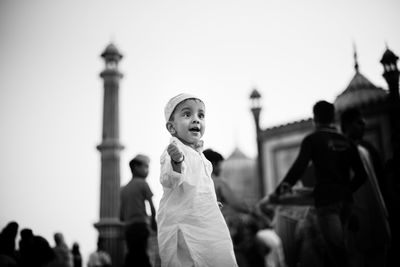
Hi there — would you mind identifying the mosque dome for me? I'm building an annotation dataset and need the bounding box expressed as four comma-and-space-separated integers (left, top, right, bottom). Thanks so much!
221, 147, 258, 205
334, 54, 387, 112
226, 147, 249, 160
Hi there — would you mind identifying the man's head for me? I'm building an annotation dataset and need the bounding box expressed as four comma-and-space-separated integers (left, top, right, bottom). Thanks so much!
203, 148, 224, 176
165, 93, 205, 146
20, 228, 33, 240
313, 100, 335, 125
53, 232, 64, 245
129, 154, 150, 179
340, 108, 365, 141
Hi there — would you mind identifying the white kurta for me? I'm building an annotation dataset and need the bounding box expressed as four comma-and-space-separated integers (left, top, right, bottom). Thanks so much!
157, 137, 238, 267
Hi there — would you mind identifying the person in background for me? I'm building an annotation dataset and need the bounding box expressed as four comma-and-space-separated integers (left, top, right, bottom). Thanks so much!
33, 235, 58, 267
203, 148, 253, 266
19, 228, 35, 267
203, 148, 251, 214
340, 108, 391, 267
0, 221, 20, 265
271, 100, 367, 267
87, 237, 111, 267
71, 242, 82, 267
255, 203, 287, 267
120, 154, 157, 267
52, 232, 73, 267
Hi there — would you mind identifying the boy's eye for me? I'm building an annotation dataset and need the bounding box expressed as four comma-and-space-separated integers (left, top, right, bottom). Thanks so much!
183, 112, 191, 117
198, 113, 205, 119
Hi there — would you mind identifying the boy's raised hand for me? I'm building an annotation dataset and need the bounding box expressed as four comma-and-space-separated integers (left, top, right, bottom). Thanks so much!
167, 141, 184, 163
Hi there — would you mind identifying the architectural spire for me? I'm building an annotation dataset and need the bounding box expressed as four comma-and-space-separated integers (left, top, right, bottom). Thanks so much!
353, 42, 359, 73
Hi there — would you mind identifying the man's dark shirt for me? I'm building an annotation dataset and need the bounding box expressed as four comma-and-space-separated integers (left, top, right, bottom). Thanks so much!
277, 125, 367, 207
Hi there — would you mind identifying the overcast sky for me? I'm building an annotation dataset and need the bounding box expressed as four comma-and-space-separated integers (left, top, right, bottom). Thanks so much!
1, 0, 399, 263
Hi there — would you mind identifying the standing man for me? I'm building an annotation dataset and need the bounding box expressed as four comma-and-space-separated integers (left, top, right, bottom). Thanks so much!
271, 100, 367, 267
340, 108, 391, 267
120, 154, 157, 267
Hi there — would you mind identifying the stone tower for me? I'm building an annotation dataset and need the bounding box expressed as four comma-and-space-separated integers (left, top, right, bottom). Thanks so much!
380, 46, 400, 172
381, 46, 400, 100
95, 43, 124, 267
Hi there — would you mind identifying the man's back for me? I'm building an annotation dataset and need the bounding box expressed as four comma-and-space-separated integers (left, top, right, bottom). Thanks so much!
308, 129, 360, 205
275, 100, 368, 267
282, 126, 366, 207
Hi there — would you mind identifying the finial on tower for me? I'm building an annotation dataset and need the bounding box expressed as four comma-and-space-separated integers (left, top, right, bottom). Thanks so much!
101, 43, 123, 63
100, 43, 123, 75
353, 42, 359, 73
380, 44, 399, 100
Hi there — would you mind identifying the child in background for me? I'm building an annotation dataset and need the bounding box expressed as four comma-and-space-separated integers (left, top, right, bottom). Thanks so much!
156, 93, 238, 267
87, 237, 111, 267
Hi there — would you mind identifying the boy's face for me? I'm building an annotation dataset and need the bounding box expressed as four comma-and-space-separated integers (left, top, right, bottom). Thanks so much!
136, 162, 149, 178
168, 99, 205, 145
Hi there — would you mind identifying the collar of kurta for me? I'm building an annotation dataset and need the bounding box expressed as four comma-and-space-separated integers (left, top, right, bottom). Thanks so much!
171, 136, 204, 153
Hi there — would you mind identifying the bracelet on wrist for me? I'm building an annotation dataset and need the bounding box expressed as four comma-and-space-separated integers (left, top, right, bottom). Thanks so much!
172, 155, 184, 164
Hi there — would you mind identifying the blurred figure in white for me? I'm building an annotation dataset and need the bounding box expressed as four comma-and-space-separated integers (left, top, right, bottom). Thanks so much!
53, 232, 73, 267
87, 237, 111, 267
255, 203, 286, 267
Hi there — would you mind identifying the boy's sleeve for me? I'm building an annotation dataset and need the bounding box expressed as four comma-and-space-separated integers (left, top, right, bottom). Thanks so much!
160, 150, 186, 188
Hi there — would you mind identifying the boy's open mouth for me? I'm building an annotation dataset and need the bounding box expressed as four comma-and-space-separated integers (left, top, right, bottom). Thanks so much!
189, 127, 200, 132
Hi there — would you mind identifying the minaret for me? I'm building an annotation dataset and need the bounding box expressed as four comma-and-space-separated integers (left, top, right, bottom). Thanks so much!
95, 43, 124, 267
380, 46, 400, 172
380, 46, 400, 100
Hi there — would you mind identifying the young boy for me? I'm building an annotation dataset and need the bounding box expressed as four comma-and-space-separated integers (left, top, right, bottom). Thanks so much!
156, 93, 238, 267
120, 154, 156, 267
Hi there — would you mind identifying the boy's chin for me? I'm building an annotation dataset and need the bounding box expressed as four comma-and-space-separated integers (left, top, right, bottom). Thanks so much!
181, 137, 201, 145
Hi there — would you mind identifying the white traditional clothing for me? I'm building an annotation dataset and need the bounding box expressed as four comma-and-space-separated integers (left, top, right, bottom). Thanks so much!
256, 229, 286, 267
157, 137, 238, 267
87, 250, 111, 267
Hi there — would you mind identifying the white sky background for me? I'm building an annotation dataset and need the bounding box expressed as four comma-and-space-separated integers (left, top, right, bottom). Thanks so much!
1, 0, 399, 263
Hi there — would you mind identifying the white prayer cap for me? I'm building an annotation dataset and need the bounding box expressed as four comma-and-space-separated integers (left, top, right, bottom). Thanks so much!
164, 93, 202, 122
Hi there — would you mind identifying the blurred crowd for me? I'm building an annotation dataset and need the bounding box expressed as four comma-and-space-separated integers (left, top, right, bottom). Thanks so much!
0, 221, 110, 267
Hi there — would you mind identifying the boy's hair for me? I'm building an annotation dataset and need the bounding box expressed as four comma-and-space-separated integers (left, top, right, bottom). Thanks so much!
203, 149, 224, 164
129, 159, 141, 173
313, 100, 335, 124
129, 154, 149, 174
340, 108, 362, 133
